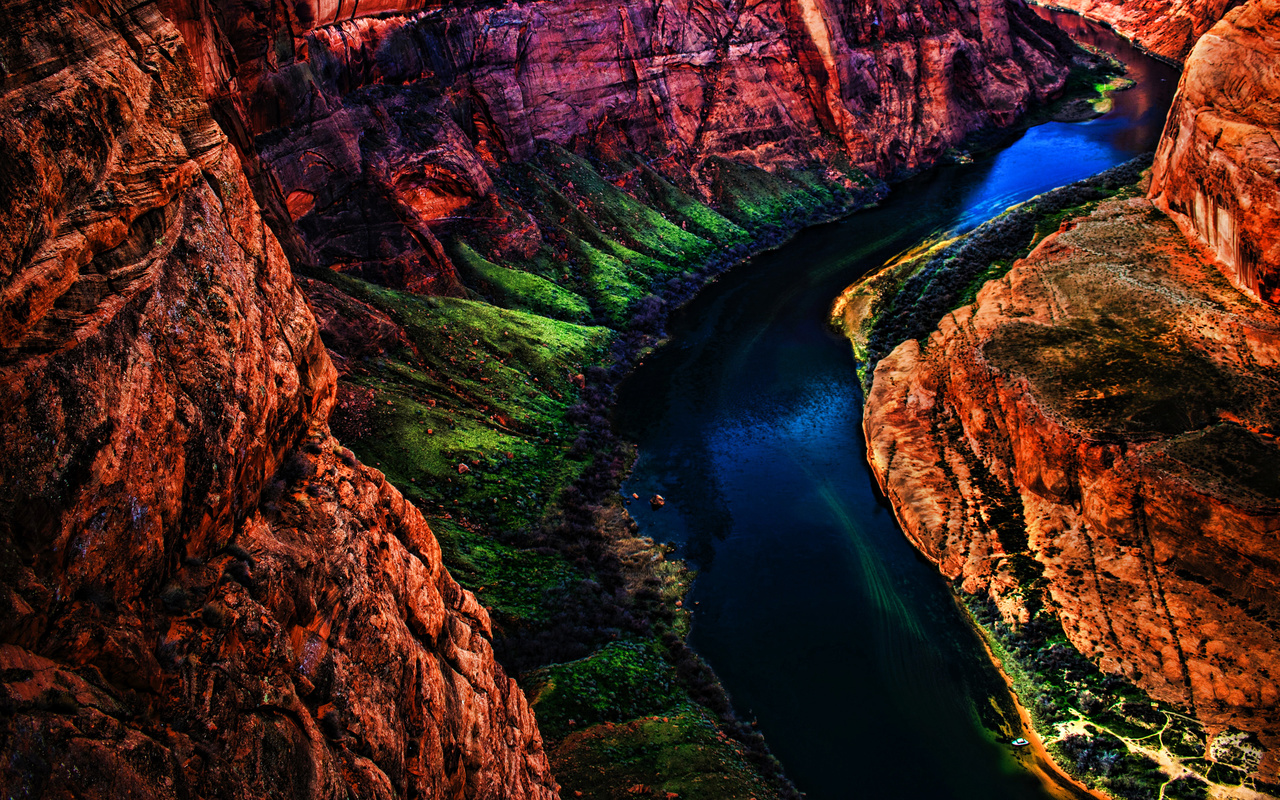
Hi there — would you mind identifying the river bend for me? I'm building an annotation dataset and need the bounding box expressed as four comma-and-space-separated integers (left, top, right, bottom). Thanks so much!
616, 13, 1180, 799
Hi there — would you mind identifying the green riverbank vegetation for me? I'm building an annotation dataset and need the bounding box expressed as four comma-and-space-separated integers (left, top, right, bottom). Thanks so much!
831, 156, 1152, 391
305, 139, 882, 798
963, 590, 1279, 800
291, 31, 1131, 797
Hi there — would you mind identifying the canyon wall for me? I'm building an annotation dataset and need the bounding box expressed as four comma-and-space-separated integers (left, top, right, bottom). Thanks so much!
863, 195, 1280, 784
167, 0, 1085, 293
0, 1, 555, 796
1035, 0, 1243, 61
0, 0, 1096, 794
858, 3, 1280, 787
200, 0, 1080, 172
1150, 0, 1280, 305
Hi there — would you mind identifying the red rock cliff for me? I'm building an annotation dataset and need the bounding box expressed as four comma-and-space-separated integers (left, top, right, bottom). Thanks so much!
0, 1, 555, 797
864, 195, 1280, 785
1034, 0, 1244, 61
1150, 0, 1280, 305
855, 3, 1280, 791
166, 0, 1083, 291
201, 0, 1075, 172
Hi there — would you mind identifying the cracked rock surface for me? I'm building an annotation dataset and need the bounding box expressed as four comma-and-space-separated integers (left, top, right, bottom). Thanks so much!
0, 1, 555, 796
865, 195, 1280, 782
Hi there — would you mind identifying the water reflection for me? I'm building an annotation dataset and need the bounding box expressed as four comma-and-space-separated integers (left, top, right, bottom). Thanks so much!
1032, 5, 1181, 148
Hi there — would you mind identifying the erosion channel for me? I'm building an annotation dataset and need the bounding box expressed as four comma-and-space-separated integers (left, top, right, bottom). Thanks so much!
615, 11, 1180, 799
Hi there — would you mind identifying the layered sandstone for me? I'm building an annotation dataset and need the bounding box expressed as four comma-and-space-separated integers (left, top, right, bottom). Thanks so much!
171, 0, 1085, 291
1150, 0, 1280, 305
859, 1, 1280, 786
864, 196, 1280, 781
0, 0, 1106, 794
205, 0, 1078, 173
1035, 0, 1242, 61
0, 1, 555, 796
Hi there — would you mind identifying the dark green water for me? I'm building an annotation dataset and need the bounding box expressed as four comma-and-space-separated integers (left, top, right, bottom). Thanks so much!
615, 12, 1180, 799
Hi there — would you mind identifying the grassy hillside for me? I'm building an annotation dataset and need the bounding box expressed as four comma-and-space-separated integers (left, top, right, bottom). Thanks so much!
309, 145, 881, 799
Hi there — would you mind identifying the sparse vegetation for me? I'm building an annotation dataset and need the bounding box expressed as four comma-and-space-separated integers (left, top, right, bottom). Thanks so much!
451, 242, 593, 322
834, 155, 1152, 390
963, 572, 1277, 798
550, 704, 780, 800
526, 641, 685, 739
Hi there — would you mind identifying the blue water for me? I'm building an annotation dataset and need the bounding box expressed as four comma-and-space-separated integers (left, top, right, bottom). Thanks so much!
615, 12, 1179, 800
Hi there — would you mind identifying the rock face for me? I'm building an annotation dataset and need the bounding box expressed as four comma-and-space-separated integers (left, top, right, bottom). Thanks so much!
864, 195, 1280, 781
860, 5, 1280, 782
224, 0, 1075, 172
1034, 0, 1243, 61
0, 0, 1094, 793
0, 1, 555, 797
172, 0, 1082, 292
1150, 0, 1280, 305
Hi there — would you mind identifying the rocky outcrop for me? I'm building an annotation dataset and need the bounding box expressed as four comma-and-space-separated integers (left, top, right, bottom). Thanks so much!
858, 6, 1280, 785
168, 0, 1085, 291
0, 0, 1116, 794
206, 0, 1079, 173
0, 0, 555, 797
1150, 0, 1280, 305
1034, 0, 1243, 61
863, 195, 1280, 782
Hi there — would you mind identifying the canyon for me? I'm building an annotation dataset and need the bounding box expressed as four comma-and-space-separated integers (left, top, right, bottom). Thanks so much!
856, 0, 1280, 794
1037, 0, 1244, 61
180, 0, 1088, 298
0, 1, 554, 796
3, 0, 1276, 795
0, 0, 1100, 796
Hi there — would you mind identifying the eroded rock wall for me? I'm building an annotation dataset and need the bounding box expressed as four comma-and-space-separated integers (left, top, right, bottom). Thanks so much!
170, 0, 1082, 291
860, 4, 1280, 783
206, 0, 1076, 172
0, 1, 555, 796
1034, 0, 1243, 61
1150, 0, 1280, 305
863, 196, 1280, 782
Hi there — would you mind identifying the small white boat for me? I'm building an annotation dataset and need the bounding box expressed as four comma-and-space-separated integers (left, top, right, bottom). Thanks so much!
1011, 737, 1030, 747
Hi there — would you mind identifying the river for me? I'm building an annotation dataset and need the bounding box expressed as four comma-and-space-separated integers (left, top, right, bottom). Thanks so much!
614, 11, 1180, 800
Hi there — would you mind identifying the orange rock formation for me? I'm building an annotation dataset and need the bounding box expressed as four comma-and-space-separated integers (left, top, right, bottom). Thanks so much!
173, 0, 1084, 291
1151, 0, 1280, 305
861, 5, 1280, 787
1036, 0, 1243, 61
865, 194, 1280, 783
0, 1, 554, 796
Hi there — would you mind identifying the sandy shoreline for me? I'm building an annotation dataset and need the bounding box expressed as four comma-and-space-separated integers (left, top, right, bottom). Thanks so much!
954, 596, 1111, 800
861, 408, 1108, 800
